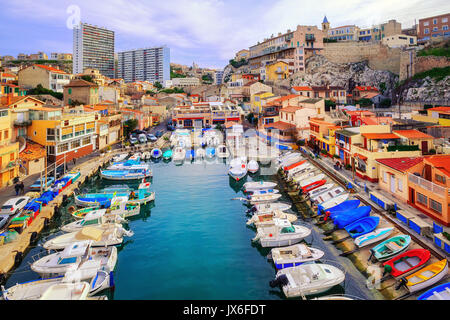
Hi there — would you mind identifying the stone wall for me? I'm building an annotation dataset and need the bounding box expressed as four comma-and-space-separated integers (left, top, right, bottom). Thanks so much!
322, 42, 402, 74
399, 52, 450, 81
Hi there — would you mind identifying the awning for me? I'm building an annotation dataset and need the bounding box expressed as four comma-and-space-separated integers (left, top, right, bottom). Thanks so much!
353, 153, 368, 161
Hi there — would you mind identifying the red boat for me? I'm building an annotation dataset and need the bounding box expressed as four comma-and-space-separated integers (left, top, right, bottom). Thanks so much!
301, 179, 327, 194
283, 160, 306, 172
382, 248, 431, 278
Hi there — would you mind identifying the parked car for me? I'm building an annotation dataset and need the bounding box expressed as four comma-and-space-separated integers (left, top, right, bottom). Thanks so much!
130, 137, 139, 145
138, 134, 148, 144
0, 196, 30, 216
155, 130, 164, 138
29, 177, 55, 192
146, 134, 157, 142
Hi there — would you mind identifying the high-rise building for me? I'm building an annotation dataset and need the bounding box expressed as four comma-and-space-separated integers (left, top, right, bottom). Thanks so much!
117, 46, 170, 84
73, 22, 115, 78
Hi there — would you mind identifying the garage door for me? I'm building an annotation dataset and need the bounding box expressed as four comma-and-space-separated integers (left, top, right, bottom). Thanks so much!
109, 131, 118, 143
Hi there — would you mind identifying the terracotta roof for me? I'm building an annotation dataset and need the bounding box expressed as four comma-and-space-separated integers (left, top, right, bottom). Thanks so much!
281, 106, 302, 113
34, 64, 67, 74
346, 110, 375, 116
354, 86, 379, 92
64, 79, 97, 88
0, 95, 44, 107
362, 117, 394, 125
424, 155, 450, 176
273, 94, 299, 102
361, 133, 399, 140
20, 141, 46, 161
376, 157, 423, 172
292, 86, 312, 91
361, 92, 381, 99
1, 73, 16, 78
427, 106, 450, 114
393, 129, 434, 139
264, 121, 296, 131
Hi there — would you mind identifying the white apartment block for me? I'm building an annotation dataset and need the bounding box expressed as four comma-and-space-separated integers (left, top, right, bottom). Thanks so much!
117, 46, 170, 84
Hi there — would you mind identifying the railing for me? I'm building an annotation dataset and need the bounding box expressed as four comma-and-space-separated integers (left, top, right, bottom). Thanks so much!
13, 120, 32, 126
408, 173, 446, 197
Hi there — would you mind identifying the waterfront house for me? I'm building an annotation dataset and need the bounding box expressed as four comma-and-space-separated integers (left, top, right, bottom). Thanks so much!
0, 107, 19, 187
393, 129, 435, 154
309, 118, 340, 156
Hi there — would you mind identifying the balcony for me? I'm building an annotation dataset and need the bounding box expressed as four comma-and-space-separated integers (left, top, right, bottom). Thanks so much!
0, 161, 17, 173
408, 173, 447, 198
14, 119, 32, 127
305, 35, 316, 42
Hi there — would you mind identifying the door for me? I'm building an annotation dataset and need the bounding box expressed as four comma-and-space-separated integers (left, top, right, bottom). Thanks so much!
409, 187, 415, 204
390, 174, 396, 194
421, 141, 428, 153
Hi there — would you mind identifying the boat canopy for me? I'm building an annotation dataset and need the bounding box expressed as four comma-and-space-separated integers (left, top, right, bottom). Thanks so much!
75, 227, 104, 241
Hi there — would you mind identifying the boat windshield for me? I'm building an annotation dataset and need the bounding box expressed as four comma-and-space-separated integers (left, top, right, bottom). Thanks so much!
57, 257, 77, 265
281, 226, 295, 233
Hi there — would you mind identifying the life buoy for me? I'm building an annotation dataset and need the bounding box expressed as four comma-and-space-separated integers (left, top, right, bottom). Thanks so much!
269, 234, 273, 237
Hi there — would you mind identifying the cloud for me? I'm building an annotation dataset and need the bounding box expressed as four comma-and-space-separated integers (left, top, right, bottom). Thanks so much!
1, 0, 449, 68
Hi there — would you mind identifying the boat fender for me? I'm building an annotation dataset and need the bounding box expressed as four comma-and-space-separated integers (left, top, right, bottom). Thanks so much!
54, 205, 60, 216
43, 217, 50, 229
30, 232, 38, 244
109, 271, 115, 289
269, 274, 289, 288
14, 252, 23, 267
383, 264, 392, 275
68, 206, 76, 214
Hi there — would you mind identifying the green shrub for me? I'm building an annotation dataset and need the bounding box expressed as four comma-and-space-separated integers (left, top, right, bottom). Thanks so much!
417, 47, 450, 58
412, 66, 450, 82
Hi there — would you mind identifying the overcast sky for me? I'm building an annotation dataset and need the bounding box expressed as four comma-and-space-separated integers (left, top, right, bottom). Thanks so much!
0, 0, 448, 69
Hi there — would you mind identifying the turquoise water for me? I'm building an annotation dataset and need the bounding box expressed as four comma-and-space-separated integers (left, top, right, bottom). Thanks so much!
5, 158, 379, 300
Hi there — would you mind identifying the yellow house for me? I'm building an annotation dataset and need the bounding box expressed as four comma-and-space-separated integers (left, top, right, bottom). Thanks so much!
0, 107, 19, 187
309, 118, 339, 156
251, 91, 274, 114
265, 61, 289, 81
393, 129, 435, 154
412, 107, 450, 126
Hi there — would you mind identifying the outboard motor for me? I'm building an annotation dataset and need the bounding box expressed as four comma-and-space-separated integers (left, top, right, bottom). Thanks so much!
269, 274, 289, 288
395, 278, 407, 291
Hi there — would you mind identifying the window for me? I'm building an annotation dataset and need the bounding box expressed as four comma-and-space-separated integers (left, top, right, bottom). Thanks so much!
424, 21, 429, 26
433, 19, 437, 25
82, 137, 91, 145
417, 192, 427, 205
383, 171, 387, 183
443, 25, 448, 31
433, 27, 438, 32
58, 143, 69, 153
424, 28, 429, 34
435, 174, 446, 184
47, 128, 55, 141
71, 140, 81, 149
398, 178, 403, 191
443, 18, 448, 23
10, 153, 14, 161
68, 88, 72, 95
0, 110, 8, 117
430, 199, 442, 213
4, 130, 8, 139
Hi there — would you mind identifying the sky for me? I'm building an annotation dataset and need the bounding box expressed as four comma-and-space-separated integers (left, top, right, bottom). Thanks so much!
0, 0, 448, 69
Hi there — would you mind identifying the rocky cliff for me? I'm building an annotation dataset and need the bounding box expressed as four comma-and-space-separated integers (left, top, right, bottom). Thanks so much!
401, 76, 450, 103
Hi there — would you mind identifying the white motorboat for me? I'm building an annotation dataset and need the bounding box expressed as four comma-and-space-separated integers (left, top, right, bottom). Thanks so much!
72, 197, 141, 220
311, 187, 346, 204
247, 160, 259, 174
271, 244, 325, 269
272, 263, 345, 298
43, 224, 133, 250
278, 153, 303, 169
243, 181, 277, 193
228, 157, 247, 181
108, 161, 151, 171
195, 148, 206, 159
1, 269, 112, 300
39, 282, 91, 300
317, 194, 350, 211
61, 210, 126, 233
249, 202, 292, 215
354, 227, 395, 248
251, 189, 279, 196
216, 144, 230, 158
129, 153, 140, 161
252, 219, 311, 248
31, 241, 117, 279
291, 169, 320, 183
173, 146, 186, 162
285, 162, 312, 178
151, 148, 162, 159
246, 210, 297, 227
100, 168, 152, 181
247, 193, 282, 205
112, 153, 128, 163
141, 151, 151, 160
298, 174, 326, 188
307, 183, 335, 199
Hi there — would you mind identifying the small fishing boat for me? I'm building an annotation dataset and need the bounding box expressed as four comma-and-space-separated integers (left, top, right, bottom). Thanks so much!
298, 174, 326, 188
61, 210, 126, 233
302, 179, 327, 194
403, 259, 448, 293
249, 202, 292, 215
247, 160, 259, 174
39, 282, 91, 300
278, 153, 303, 169
284, 160, 308, 175
250, 189, 279, 195
151, 148, 162, 159
141, 151, 151, 160
291, 168, 319, 183
271, 263, 345, 298
31, 241, 117, 279
72, 198, 141, 220
228, 157, 247, 181
173, 147, 186, 162
383, 249, 431, 278
371, 235, 411, 262
108, 160, 150, 171
354, 227, 394, 248
243, 181, 277, 193
43, 224, 134, 250
417, 282, 450, 300
344, 216, 380, 238
129, 153, 140, 161
307, 183, 335, 199
332, 206, 372, 229
246, 210, 297, 227
216, 144, 230, 158
252, 219, 311, 247
317, 196, 354, 215
283, 159, 307, 172
112, 153, 128, 163
100, 168, 152, 181
311, 187, 346, 205
314, 295, 359, 300
163, 149, 173, 160
247, 193, 282, 205
271, 244, 325, 269
205, 147, 216, 159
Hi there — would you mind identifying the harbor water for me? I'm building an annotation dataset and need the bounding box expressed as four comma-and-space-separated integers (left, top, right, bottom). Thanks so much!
5, 158, 382, 300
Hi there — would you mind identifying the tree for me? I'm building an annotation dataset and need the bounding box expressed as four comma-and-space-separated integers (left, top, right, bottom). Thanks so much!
27, 84, 63, 100
358, 98, 373, 108
246, 112, 256, 125
123, 119, 138, 137
80, 75, 94, 83
380, 98, 392, 108
154, 81, 163, 90
325, 100, 336, 111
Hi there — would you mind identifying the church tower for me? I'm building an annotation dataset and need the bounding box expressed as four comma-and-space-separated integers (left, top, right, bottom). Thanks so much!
322, 15, 330, 33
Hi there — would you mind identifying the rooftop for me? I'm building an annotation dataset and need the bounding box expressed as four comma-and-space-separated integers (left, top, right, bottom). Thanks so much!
264, 121, 296, 131
424, 155, 450, 177
292, 86, 312, 91
361, 133, 400, 140
393, 129, 434, 139
376, 157, 423, 173
354, 86, 379, 92
19, 141, 46, 161
427, 106, 450, 114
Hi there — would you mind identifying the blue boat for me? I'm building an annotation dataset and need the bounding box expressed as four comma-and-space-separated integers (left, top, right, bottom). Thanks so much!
29, 177, 55, 191
206, 147, 216, 159
332, 206, 371, 229
318, 199, 360, 215
100, 168, 152, 181
344, 216, 380, 238
417, 282, 450, 300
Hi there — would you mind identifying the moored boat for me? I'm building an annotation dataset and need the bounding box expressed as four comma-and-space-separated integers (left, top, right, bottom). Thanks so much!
307, 183, 335, 199
151, 148, 162, 159
243, 181, 277, 193
271, 244, 325, 269
417, 282, 450, 300
228, 157, 247, 181
382, 249, 431, 278
311, 187, 346, 205
354, 227, 394, 248
247, 160, 259, 174
248, 202, 292, 215
344, 216, 380, 238
247, 193, 282, 205
298, 174, 326, 188
403, 259, 448, 293
317, 196, 355, 215
39, 282, 91, 300
61, 210, 126, 233
370, 235, 411, 262
163, 149, 173, 160
173, 146, 186, 162
246, 210, 297, 227
332, 206, 372, 229
100, 168, 152, 181
252, 219, 311, 248
72, 198, 141, 220
302, 179, 327, 194
216, 144, 230, 158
